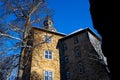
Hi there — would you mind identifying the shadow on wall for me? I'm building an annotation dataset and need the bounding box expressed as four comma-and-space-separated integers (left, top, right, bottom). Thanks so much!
89, 0, 119, 80
30, 71, 41, 80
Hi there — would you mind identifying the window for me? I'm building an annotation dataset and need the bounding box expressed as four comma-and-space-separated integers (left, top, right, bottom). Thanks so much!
73, 36, 79, 44
66, 71, 70, 79
74, 46, 81, 57
44, 50, 53, 59
78, 63, 84, 73
65, 56, 69, 63
48, 21, 52, 25
44, 35, 52, 43
44, 70, 53, 80
63, 43, 67, 51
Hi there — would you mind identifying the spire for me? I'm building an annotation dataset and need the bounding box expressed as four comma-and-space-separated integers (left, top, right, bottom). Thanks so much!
43, 15, 57, 32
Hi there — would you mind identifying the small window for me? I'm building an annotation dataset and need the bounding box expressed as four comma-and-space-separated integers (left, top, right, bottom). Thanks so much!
48, 21, 52, 25
65, 56, 69, 63
44, 70, 53, 80
44, 20, 48, 26
78, 63, 84, 73
66, 72, 70, 79
73, 36, 79, 44
63, 43, 67, 51
44, 50, 53, 59
44, 35, 52, 43
74, 46, 81, 57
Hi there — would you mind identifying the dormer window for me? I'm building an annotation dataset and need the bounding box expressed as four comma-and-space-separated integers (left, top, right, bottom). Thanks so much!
48, 21, 52, 25
44, 20, 49, 26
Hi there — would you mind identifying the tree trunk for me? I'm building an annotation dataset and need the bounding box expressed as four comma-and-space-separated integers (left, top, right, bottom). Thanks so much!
17, 16, 30, 80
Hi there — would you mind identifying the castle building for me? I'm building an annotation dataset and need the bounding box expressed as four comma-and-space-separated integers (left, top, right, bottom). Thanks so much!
29, 16, 65, 80
20, 15, 110, 80
57, 28, 110, 80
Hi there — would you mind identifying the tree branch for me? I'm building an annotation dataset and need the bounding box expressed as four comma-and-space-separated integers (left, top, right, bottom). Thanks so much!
33, 40, 45, 49
31, 18, 41, 24
0, 47, 19, 54
0, 32, 22, 41
9, 24, 24, 32
30, 0, 44, 15
33, 35, 53, 48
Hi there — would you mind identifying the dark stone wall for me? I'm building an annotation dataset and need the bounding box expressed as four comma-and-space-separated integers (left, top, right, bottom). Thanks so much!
89, 0, 119, 79
58, 32, 110, 80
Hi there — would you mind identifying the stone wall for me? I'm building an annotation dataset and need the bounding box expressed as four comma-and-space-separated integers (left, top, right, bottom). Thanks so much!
58, 31, 110, 80
30, 29, 64, 80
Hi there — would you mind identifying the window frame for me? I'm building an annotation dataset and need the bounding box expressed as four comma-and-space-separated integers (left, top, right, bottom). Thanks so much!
73, 36, 79, 44
65, 56, 69, 63
44, 50, 53, 60
78, 63, 84, 73
63, 43, 67, 51
66, 71, 70, 79
74, 46, 81, 57
44, 35, 52, 43
44, 70, 53, 80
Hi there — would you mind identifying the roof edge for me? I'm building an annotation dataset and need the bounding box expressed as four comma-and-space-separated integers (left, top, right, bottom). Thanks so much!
31, 27, 66, 36
59, 27, 101, 41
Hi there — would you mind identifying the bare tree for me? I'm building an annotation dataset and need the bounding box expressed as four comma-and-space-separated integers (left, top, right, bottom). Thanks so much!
0, 54, 19, 80
0, 0, 52, 79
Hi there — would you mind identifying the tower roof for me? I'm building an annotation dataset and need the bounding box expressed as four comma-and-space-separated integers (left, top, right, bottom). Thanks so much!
43, 15, 57, 32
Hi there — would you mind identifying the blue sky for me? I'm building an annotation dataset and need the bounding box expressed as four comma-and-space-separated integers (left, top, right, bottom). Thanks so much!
47, 0, 100, 37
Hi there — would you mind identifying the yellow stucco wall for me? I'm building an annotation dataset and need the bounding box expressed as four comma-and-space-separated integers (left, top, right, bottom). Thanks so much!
30, 29, 64, 80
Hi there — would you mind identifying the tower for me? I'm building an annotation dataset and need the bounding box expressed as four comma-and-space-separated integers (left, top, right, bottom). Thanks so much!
29, 27, 65, 80
43, 15, 57, 32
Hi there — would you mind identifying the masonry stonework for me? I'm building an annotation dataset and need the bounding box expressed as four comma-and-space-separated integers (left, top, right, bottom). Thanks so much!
21, 27, 110, 80
57, 29, 110, 80
30, 28, 65, 80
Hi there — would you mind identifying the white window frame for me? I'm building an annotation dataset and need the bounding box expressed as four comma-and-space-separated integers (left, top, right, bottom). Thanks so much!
44, 35, 52, 43
44, 70, 53, 80
44, 50, 53, 59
